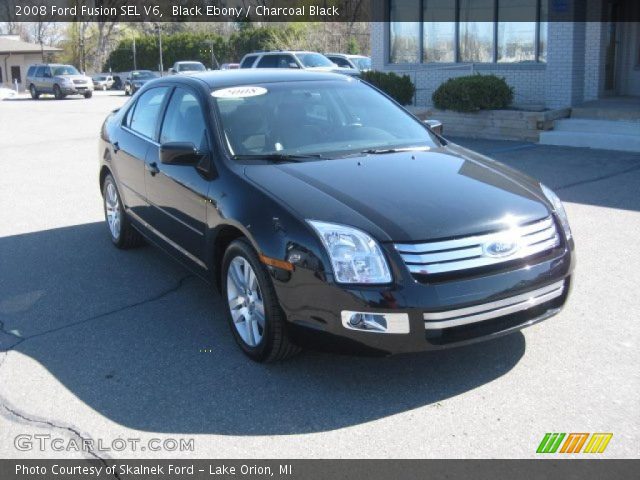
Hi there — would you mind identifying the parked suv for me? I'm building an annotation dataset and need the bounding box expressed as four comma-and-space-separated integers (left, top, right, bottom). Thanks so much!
239, 51, 359, 76
26, 64, 93, 99
92, 74, 114, 91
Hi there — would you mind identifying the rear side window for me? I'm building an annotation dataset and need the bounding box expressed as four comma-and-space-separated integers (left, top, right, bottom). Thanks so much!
27, 66, 36, 77
257, 55, 295, 68
128, 87, 170, 140
160, 88, 207, 150
330, 57, 351, 68
240, 55, 257, 68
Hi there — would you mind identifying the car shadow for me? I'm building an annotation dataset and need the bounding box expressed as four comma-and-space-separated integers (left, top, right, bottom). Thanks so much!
0, 222, 525, 435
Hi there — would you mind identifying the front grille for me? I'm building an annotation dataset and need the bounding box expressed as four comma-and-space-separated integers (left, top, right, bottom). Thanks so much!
72, 79, 86, 85
394, 216, 559, 276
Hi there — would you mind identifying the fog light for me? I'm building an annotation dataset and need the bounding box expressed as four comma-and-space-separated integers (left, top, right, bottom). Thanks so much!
341, 311, 410, 334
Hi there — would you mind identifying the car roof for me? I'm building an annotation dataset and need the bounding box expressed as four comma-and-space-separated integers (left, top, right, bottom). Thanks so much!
326, 53, 368, 58
164, 69, 354, 89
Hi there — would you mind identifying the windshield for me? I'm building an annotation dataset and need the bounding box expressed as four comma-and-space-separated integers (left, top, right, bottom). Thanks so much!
131, 71, 156, 79
178, 63, 206, 72
94, 76, 106, 81
52, 65, 80, 76
353, 57, 372, 70
295, 53, 335, 68
212, 80, 439, 159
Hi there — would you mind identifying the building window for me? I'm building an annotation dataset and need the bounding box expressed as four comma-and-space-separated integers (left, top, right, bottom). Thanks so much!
390, 0, 420, 63
389, 0, 547, 64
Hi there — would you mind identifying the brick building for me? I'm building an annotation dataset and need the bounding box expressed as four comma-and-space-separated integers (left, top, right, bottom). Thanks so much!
371, 0, 640, 109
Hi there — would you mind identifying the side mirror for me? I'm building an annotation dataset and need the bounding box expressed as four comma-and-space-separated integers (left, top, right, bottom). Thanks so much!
169, 68, 175, 74
160, 142, 203, 165
424, 119, 443, 136
288, 62, 299, 69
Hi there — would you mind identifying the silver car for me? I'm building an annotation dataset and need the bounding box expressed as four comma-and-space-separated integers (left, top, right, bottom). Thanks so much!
26, 64, 94, 100
92, 74, 114, 91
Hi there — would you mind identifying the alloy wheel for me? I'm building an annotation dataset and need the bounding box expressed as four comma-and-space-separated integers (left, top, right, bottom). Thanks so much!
227, 257, 265, 347
105, 182, 121, 239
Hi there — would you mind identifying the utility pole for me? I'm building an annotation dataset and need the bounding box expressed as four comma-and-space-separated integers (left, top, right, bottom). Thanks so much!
132, 36, 137, 70
157, 24, 164, 76
208, 39, 219, 69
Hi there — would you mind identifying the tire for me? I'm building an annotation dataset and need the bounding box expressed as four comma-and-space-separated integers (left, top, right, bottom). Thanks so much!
222, 239, 300, 362
53, 84, 64, 100
29, 84, 40, 99
84, 91, 93, 99
102, 174, 145, 249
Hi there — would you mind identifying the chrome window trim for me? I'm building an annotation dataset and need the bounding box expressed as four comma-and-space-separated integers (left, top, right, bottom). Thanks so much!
423, 280, 564, 330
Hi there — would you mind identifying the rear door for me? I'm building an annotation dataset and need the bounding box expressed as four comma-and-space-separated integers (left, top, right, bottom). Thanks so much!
38, 66, 51, 91
113, 86, 171, 221
144, 86, 210, 267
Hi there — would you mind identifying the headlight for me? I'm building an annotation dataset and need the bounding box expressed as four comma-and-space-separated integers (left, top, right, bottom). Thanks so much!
540, 184, 571, 239
307, 220, 392, 284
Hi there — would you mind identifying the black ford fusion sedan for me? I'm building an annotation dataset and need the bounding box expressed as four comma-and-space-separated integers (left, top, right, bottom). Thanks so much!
99, 70, 574, 362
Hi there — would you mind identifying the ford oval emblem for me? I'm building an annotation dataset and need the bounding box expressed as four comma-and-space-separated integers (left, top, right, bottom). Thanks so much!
483, 238, 520, 258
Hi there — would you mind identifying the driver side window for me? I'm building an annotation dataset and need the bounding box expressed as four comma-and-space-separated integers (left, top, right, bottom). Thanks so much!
160, 88, 207, 150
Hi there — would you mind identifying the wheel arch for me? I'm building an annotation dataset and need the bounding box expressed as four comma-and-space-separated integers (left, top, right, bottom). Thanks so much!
211, 224, 249, 292
99, 165, 112, 192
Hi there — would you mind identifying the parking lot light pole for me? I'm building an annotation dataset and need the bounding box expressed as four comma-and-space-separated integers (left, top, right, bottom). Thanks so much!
132, 36, 137, 71
157, 25, 164, 76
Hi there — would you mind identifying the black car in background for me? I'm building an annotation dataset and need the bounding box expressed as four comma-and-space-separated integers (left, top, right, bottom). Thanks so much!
98, 70, 574, 362
124, 70, 159, 95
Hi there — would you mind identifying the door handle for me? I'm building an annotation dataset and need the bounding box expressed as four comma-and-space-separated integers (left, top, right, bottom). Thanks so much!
112, 141, 120, 153
146, 162, 160, 175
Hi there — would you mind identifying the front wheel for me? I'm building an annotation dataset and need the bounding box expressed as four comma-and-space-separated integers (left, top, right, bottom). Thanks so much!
102, 174, 145, 249
53, 84, 64, 100
222, 239, 300, 362
84, 91, 93, 99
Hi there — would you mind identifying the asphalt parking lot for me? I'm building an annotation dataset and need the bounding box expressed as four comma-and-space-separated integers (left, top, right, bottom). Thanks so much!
0, 91, 638, 459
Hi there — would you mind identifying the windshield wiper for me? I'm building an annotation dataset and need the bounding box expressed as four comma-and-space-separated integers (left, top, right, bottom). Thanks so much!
360, 146, 431, 155
233, 153, 326, 163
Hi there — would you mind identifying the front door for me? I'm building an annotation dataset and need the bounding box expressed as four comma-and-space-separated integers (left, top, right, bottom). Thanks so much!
114, 86, 171, 220
144, 86, 209, 268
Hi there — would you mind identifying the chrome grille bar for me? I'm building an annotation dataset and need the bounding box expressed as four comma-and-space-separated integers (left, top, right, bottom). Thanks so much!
394, 217, 560, 275
423, 280, 565, 329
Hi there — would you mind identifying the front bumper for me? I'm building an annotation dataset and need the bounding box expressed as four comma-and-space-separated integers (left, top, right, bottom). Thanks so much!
272, 241, 574, 356
61, 84, 93, 94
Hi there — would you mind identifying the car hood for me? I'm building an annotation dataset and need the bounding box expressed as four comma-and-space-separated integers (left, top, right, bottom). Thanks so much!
244, 146, 550, 242
57, 74, 90, 82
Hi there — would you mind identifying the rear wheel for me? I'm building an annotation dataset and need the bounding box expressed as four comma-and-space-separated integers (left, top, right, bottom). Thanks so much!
29, 84, 40, 99
53, 84, 64, 100
222, 239, 300, 362
102, 174, 145, 249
